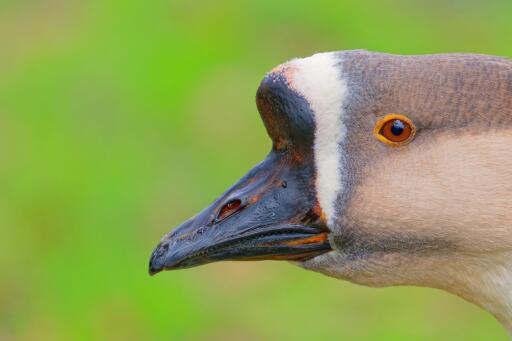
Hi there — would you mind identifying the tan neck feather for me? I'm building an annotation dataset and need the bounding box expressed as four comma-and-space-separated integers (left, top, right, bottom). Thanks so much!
344, 130, 512, 329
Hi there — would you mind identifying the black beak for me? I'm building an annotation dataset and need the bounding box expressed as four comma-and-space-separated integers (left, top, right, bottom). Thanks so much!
149, 152, 331, 275
149, 224, 329, 275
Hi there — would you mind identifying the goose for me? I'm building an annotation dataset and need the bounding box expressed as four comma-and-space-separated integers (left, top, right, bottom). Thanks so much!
149, 50, 512, 332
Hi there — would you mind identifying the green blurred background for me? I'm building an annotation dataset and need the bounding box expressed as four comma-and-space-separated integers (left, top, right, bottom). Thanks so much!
1, 0, 511, 340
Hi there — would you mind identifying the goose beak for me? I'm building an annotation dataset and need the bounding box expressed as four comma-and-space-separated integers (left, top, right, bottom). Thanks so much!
149, 152, 331, 275
149, 224, 329, 275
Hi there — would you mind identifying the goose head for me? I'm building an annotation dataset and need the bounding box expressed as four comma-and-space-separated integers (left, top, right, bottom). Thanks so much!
150, 50, 512, 331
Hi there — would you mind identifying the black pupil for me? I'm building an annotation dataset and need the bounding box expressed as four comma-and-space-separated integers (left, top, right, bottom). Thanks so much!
391, 120, 405, 136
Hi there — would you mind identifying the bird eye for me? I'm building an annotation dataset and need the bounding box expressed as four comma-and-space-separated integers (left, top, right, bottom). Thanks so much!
216, 199, 242, 222
374, 114, 416, 146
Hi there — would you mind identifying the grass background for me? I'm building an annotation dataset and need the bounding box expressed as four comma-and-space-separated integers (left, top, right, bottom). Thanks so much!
1, 0, 511, 340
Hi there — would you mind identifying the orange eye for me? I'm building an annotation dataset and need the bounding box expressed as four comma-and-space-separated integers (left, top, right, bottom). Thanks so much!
374, 114, 416, 146
216, 199, 242, 222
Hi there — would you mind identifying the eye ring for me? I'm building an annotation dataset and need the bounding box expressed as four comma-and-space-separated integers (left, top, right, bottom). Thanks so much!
373, 114, 416, 146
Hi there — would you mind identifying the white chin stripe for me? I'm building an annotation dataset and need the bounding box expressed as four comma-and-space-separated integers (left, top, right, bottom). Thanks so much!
289, 53, 348, 226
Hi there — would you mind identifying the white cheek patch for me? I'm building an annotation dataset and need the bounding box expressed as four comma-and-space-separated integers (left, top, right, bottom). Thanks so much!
288, 53, 348, 227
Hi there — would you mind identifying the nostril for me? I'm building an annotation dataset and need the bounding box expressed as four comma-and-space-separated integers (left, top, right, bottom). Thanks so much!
281, 181, 287, 188
215, 199, 242, 223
